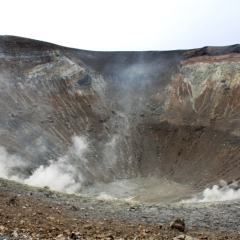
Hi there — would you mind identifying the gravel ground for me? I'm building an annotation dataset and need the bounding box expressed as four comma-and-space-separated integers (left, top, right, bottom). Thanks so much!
0, 178, 240, 239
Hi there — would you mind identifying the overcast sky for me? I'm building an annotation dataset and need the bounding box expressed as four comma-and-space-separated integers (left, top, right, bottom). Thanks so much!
0, 0, 239, 51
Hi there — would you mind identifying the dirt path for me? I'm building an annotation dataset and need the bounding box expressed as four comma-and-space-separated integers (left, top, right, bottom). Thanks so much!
0, 178, 239, 239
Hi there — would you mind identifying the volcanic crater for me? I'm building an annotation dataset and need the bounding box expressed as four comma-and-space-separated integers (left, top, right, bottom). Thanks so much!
1, 36, 240, 203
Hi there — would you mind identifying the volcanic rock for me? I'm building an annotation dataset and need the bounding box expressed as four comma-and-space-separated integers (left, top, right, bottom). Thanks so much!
173, 235, 199, 240
170, 218, 185, 232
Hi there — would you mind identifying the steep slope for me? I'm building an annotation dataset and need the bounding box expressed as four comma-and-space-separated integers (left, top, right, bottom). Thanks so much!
0, 36, 240, 202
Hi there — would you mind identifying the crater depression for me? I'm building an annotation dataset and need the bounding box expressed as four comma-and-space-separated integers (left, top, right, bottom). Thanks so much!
1, 36, 240, 202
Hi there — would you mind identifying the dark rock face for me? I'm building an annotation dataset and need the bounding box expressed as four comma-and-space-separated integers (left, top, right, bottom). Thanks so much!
1, 36, 240, 201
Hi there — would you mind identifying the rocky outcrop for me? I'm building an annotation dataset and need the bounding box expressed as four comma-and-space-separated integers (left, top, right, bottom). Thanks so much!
0, 36, 240, 201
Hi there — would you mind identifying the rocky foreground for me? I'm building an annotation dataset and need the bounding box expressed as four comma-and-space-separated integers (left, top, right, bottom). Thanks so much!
0, 178, 239, 239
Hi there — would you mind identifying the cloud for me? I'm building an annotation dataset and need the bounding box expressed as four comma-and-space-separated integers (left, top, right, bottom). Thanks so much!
1, 0, 240, 51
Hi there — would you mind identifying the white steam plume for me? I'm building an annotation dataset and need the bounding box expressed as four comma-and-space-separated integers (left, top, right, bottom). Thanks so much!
103, 135, 118, 167
0, 146, 26, 181
0, 136, 88, 194
183, 180, 240, 203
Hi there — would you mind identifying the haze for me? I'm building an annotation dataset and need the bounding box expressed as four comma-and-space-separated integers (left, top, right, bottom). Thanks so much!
1, 0, 240, 51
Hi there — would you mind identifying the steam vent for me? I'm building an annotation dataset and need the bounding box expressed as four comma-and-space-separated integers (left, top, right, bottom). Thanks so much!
1, 36, 240, 202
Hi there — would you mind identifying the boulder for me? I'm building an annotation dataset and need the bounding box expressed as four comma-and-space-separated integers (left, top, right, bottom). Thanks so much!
170, 218, 185, 232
